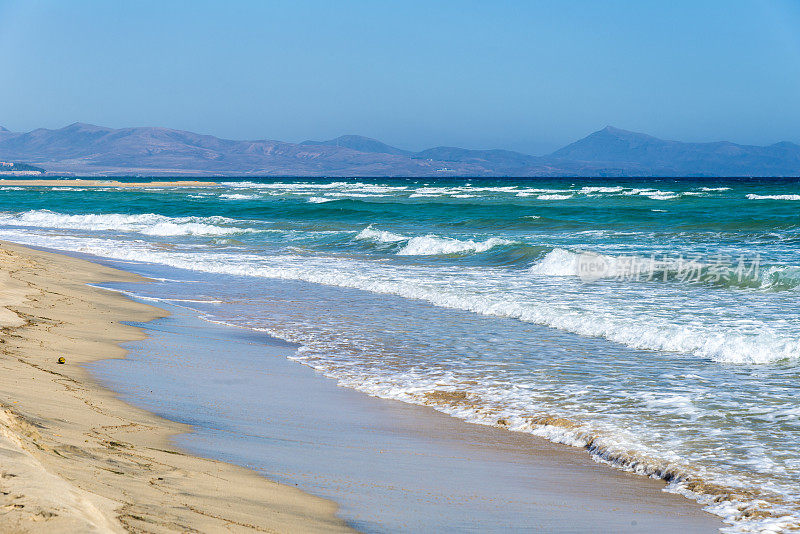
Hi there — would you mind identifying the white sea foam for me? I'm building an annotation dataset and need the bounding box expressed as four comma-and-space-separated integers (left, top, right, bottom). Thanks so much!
529, 248, 669, 279
308, 196, 336, 203
321, 192, 390, 199
356, 226, 513, 255
746, 194, 800, 201
622, 188, 680, 199
398, 236, 512, 256
220, 180, 347, 190
221, 181, 409, 196
528, 248, 800, 291
623, 188, 655, 195
645, 191, 680, 200
579, 186, 625, 194
355, 226, 406, 243
759, 265, 800, 290
0, 210, 253, 236
220, 193, 260, 200
527, 248, 581, 275
536, 193, 573, 200
516, 189, 572, 197
4, 227, 796, 366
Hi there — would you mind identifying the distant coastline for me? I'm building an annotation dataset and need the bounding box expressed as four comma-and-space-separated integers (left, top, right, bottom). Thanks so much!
1, 123, 799, 178
0, 178, 213, 187
0, 161, 46, 176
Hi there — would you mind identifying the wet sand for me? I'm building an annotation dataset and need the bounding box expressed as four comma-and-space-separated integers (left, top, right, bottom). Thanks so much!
91, 302, 725, 533
0, 241, 350, 532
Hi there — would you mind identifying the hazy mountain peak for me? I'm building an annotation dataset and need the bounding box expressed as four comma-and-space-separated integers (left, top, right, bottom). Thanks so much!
550, 126, 668, 161
600, 125, 627, 134
593, 126, 657, 140
64, 122, 111, 131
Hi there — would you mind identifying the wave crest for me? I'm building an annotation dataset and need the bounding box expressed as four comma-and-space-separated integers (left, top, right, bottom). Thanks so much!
746, 194, 800, 201
529, 248, 800, 291
0, 210, 253, 236
355, 225, 513, 255
355, 225, 406, 243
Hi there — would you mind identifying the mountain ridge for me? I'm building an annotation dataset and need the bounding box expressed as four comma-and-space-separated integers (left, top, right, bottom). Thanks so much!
0, 123, 798, 177
300, 135, 411, 156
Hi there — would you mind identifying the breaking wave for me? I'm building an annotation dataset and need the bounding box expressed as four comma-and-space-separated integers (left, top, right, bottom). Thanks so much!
529, 248, 800, 291
356, 225, 513, 255
355, 226, 407, 243
746, 194, 800, 201
398, 236, 513, 255
0, 210, 254, 236
536, 193, 573, 200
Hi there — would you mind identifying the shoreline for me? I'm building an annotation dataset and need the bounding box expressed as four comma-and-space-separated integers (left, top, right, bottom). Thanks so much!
92, 298, 726, 533
0, 240, 724, 532
0, 241, 352, 533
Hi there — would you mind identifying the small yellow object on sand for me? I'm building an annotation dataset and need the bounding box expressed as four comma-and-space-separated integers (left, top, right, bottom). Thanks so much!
57, 357, 66, 364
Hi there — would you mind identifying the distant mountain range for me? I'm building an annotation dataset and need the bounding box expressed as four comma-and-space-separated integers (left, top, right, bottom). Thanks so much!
0, 123, 798, 177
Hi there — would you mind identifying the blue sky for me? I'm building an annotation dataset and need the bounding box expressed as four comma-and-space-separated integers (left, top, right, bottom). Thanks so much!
1, 0, 799, 154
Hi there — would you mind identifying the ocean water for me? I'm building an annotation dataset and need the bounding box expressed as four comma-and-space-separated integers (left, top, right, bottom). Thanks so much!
0, 177, 798, 532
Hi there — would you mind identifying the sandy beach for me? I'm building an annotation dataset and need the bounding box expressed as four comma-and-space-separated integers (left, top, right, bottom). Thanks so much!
0, 241, 351, 533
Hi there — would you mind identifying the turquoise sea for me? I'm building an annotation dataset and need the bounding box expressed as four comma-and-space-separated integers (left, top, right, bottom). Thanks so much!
1, 177, 799, 532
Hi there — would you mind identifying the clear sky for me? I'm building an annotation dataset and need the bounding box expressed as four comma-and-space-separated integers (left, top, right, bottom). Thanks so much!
1, 0, 799, 154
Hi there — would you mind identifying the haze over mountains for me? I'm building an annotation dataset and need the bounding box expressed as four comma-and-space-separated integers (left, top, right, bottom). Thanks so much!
0, 123, 798, 177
